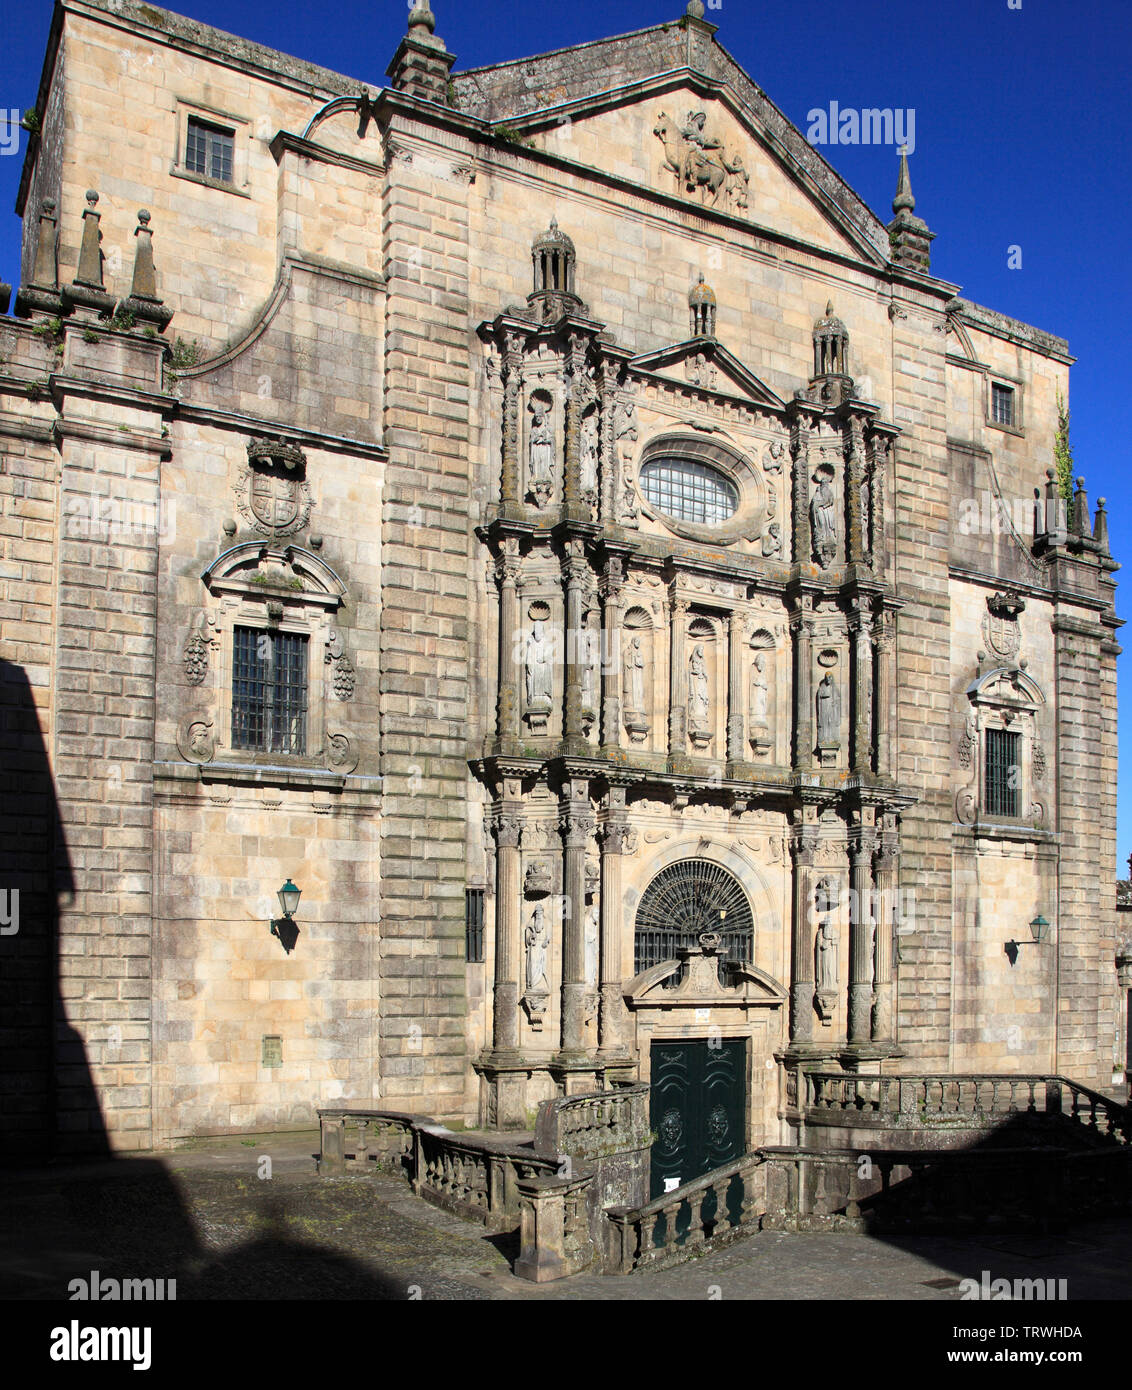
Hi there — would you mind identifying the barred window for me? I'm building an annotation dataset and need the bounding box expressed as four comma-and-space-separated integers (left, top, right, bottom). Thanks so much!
465, 888, 485, 963
984, 727, 1020, 818
991, 383, 1015, 427
186, 117, 234, 183
640, 458, 738, 526
232, 627, 308, 754
634, 859, 753, 986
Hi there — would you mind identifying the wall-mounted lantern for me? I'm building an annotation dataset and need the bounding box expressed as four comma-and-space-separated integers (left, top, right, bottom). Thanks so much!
1005, 914, 1049, 966
270, 879, 302, 953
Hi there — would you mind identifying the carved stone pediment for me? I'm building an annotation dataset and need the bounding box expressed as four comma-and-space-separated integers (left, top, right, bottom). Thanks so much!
628, 340, 786, 409
623, 938, 787, 1009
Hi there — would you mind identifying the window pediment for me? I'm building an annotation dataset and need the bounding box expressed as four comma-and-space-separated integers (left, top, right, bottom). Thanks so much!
202, 542, 346, 610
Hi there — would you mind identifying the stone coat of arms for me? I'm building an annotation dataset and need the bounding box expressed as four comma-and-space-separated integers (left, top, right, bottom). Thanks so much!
654, 110, 750, 212
235, 437, 313, 537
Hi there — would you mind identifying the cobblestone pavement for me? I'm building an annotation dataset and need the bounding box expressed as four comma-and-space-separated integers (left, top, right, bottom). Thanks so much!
2, 1131, 1129, 1301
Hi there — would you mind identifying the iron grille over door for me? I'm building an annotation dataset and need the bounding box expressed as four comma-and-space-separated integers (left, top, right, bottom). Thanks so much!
634, 858, 754, 981
232, 627, 308, 754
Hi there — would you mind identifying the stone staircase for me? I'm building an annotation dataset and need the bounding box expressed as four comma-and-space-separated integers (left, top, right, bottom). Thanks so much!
318, 1074, 1131, 1282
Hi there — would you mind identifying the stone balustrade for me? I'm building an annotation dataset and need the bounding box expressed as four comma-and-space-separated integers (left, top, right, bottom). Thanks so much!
534, 1082, 650, 1160
799, 1072, 1129, 1144
317, 1108, 423, 1175
604, 1154, 765, 1274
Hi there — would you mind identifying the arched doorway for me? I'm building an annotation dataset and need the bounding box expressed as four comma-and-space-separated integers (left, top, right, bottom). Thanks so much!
635, 859, 752, 1198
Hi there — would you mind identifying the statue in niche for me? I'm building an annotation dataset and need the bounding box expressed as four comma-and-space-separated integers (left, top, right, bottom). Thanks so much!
816, 671, 841, 747
525, 906, 550, 993
749, 651, 769, 721
816, 918, 838, 991
580, 413, 599, 496
624, 635, 645, 711
811, 466, 838, 567
529, 406, 554, 482
584, 904, 599, 987
688, 644, 710, 724
525, 621, 553, 706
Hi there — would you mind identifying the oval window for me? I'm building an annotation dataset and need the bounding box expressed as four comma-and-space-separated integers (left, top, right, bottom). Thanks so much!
640, 458, 738, 526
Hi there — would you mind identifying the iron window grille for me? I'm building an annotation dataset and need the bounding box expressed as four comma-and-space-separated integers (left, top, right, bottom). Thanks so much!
186, 117, 235, 183
231, 627, 308, 754
640, 458, 738, 526
634, 858, 754, 986
984, 726, 1021, 818
991, 383, 1016, 427
465, 888, 485, 963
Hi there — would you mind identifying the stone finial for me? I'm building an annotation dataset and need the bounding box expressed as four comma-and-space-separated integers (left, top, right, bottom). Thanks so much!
686, 0, 706, 15
887, 147, 935, 274
120, 207, 173, 330
809, 301, 851, 400
892, 148, 915, 215
388, 0, 455, 103
15, 197, 67, 318
1093, 496, 1110, 554
408, 0, 436, 32
1072, 476, 1091, 539
31, 199, 59, 290
61, 187, 115, 315
74, 190, 104, 289
529, 217, 585, 322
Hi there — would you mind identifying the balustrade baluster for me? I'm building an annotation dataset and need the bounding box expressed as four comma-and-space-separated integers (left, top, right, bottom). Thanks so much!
710, 1178, 732, 1236
686, 1192, 705, 1248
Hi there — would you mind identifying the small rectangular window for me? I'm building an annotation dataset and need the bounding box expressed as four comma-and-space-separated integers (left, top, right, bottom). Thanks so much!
991, 383, 1015, 427
232, 627, 308, 754
186, 117, 234, 183
465, 888, 485, 963
984, 727, 1020, 818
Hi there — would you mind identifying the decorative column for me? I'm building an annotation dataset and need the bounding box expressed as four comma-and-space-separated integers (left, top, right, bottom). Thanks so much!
599, 554, 625, 752
871, 435, 890, 571
789, 826, 818, 1047
874, 608, 895, 777
850, 600, 873, 774
871, 828, 898, 1046
726, 611, 745, 765
668, 594, 689, 768
558, 781, 595, 1066
789, 410, 813, 565
562, 538, 589, 755
500, 330, 525, 508
599, 365, 619, 526
598, 787, 632, 1060
496, 537, 522, 751
845, 413, 867, 564
848, 827, 876, 1045
562, 330, 589, 521
491, 800, 524, 1054
791, 602, 814, 771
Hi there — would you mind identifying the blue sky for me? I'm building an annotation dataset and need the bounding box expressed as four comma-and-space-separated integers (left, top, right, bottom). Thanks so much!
1, 0, 1128, 873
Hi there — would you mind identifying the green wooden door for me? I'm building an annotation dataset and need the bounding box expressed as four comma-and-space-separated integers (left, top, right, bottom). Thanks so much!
649, 1038, 745, 1199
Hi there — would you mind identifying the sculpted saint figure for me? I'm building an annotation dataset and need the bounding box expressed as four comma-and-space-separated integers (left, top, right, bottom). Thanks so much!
811, 471, 838, 565
580, 414, 599, 495
624, 635, 645, 710
584, 904, 599, 987
816, 918, 838, 990
525, 621, 553, 705
750, 651, 769, 721
816, 671, 841, 746
688, 643, 710, 724
526, 907, 549, 992
529, 408, 554, 482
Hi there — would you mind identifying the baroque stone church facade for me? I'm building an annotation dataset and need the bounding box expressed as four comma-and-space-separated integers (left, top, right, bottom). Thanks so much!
0, 0, 1121, 1155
